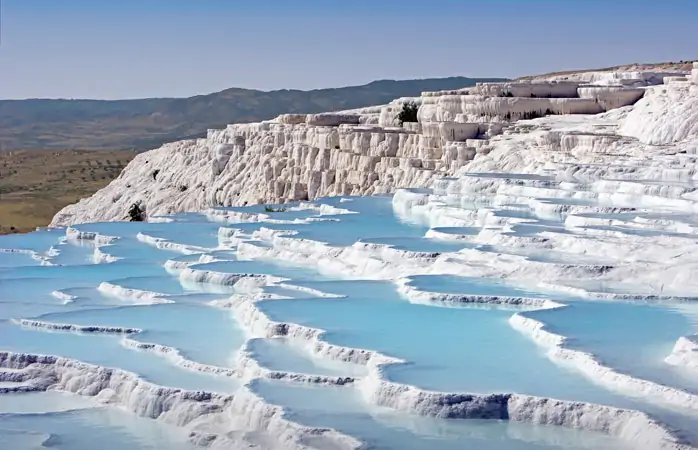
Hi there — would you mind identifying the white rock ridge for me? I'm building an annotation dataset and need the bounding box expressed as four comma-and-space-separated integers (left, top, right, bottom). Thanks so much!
0, 352, 361, 450
665, 335, 698, 372
208, 283, 698, 450
50, 66, 691, 226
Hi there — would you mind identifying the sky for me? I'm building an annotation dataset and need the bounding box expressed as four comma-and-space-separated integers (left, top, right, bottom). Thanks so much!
1, 0, 696, 100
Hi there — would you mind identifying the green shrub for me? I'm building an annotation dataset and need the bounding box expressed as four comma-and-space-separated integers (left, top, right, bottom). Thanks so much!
397, 101, 419, 125
128, 202, 145, 221
264, 206, 287, 213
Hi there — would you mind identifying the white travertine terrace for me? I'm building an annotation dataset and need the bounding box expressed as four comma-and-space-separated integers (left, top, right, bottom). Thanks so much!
664, 76, 689, 84
538, 70, 689, 86
473, 81, 581, 98
576, 86, 645, 111
25, 62, 698, 450
51, 66, 694, 226
620, 82, 698, 145
417, 95, 604, 123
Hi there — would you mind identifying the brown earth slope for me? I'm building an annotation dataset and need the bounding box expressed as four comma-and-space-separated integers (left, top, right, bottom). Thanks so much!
0, 149, 135, 234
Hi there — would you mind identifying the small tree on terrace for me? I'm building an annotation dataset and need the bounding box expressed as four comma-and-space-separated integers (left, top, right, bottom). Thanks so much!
397, 101, 419, 125
128, 202, 145, 222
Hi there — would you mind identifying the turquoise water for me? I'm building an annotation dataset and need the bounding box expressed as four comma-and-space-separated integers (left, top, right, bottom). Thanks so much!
33, 303, 246, 368
0, 228, 65, 253
0, 251, 41, 268
108, 275, 191, 295
0, 321, 239, 393
100, 238, 190, 263
528, 301, 698, 392
251, 379, 632, 450
246, 338, 368, 377
405, 274, 549, 300
0, 261, 167, 282
227, 196, 428, 247
0, 277, 91, 303
0, 195, 695, 449
0, 392, 196, 450
49, 240, 97, 266
257, 280, 627, 404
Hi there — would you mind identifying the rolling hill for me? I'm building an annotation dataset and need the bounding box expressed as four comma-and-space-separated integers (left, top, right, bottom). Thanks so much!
0, 77, 507, 151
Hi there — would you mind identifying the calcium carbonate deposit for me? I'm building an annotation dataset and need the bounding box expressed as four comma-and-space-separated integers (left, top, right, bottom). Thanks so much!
1, 63, 698, 449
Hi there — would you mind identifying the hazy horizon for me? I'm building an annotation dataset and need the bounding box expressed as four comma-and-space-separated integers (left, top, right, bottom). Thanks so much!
1, 0, 696, 100
0, 76, 504, 101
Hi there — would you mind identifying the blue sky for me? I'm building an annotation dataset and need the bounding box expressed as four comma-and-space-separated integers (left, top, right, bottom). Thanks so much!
1, 0, 696, 99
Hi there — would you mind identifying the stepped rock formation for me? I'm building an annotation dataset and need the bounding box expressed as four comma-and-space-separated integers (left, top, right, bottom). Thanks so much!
51, 65, 697, 226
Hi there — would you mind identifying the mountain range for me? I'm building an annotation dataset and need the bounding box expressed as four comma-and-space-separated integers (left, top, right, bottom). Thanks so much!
0, 77, 506, 151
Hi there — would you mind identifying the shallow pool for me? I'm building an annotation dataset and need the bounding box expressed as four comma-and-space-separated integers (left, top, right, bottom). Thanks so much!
0, 194, 696, 450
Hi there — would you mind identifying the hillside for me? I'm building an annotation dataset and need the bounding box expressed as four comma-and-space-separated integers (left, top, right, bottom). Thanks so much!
51, 64, 697, 227
0, 149, 135, 234
0, 77, 506, 151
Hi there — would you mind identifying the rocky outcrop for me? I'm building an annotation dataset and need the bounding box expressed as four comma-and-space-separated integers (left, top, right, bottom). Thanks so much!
51, 67, 692, 226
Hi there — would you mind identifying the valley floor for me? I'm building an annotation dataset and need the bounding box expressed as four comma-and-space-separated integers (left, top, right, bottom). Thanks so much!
0, 149, 134, 234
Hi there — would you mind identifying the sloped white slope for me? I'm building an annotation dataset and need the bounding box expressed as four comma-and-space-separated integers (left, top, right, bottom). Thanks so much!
51, 67, 695, 227
620, 84, 698, 144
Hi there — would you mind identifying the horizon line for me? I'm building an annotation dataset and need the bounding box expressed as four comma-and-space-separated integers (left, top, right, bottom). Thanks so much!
0, 75, 512, 102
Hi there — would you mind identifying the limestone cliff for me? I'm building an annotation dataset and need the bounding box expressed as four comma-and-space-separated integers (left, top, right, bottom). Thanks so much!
51, 66, 694, 226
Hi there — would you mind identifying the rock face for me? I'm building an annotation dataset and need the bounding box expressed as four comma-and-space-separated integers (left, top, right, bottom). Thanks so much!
51, 67, 693, 226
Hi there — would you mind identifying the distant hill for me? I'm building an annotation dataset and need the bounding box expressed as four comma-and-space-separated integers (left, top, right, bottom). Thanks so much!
0, 77, 507, 151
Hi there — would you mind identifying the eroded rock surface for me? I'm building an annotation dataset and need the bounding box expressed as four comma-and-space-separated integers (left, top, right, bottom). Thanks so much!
51, 67, 695, 226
